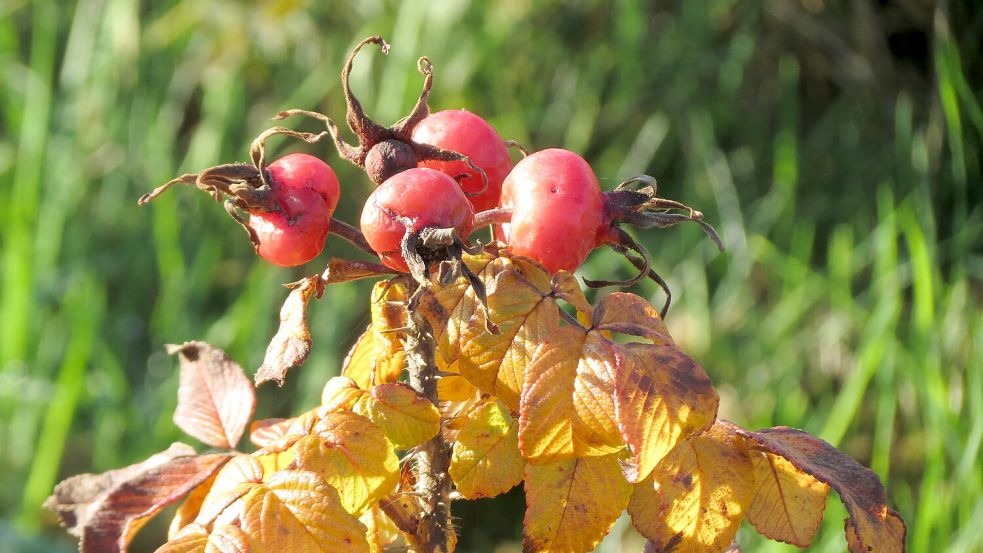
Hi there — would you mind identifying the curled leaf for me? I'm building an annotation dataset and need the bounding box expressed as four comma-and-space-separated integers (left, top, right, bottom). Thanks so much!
168, 342, 256, 449
727, 422, 906, 553
256, 275, 323, 387
44, 443, 231, 553
592, 292, 673, 345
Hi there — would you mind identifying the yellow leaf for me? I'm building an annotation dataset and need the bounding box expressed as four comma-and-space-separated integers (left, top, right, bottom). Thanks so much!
320, 376, 367, 412
550, 270, 592, 316
747, 450, 829, 547
421, 252, 505, 368
293, 412, 399, 515
159, 525, 251, 553
518, 326, 583, 464
450, 401, 525, 499
729, 422, 906, 553
523, 453, 631, 553
254, 449, 296, 479
628, 422, 755, 553
342, 326, 405, 389
352, 383, 440, 450
360, 504, 400, 553
369, 280, 409, 356
168, 471, 218, 539
519, 326, 625, 465
459, 267, 558, 410
194, 455, 264, 528
615, 342, 718, 483
239, 470, 369, 552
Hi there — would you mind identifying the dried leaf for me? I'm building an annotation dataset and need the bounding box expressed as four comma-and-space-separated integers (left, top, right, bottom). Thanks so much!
459, 267, 558, 410
239, 469, 369, 552
293, 411, 400, 515
44, 443, 231, 553
168, 342, 256, 449
729, 423, 906, 553
519, 326, 626, 465
746, 450, 829, 547
523, 453, 631, 553
256, 275, 323, 386
248, 418, 293, 449
450, 401, 525, 499
628, 422, 755, 553
550, 271, 592, 315
353, 383, 440, 450
615, 342, 718, 483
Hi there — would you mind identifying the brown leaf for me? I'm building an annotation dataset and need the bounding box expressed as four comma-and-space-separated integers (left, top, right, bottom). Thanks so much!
44, 443, 231, 553
248, 418, 293, 449
168, 342, 256, 449
255, 275, 323, 387
628, 422, 754, 553
615, 342, 718, 483
728, 422, 907, 553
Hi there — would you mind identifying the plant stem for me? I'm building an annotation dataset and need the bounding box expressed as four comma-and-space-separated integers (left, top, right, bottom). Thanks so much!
404, 286, 452, 552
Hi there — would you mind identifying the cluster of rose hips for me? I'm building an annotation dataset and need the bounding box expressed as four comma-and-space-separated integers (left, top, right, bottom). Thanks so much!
140, 37, 719, 315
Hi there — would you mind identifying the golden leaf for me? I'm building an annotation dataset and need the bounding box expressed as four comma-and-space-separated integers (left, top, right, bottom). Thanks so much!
353, 383, 440, 450
615, 342, 718, 483
628, 422, 755, 553
518, 326, 625, 465
293, 411, 400, 515
320, 376, 367, 412
248, 418, 293, 449
728, 422, 906, 553
168, 471, 219, 539
157, 524, 251, 553
256, 275, 323, 387
341, 327, 404, 389
746, 450, 829, 547
239, 470, 369, 552
193, 455, 264, 528
450, 401, 525, 499
421, 252, 505, 368
360, 504, 400, 553
459, 267, 558, 410
523, 453, 631, 553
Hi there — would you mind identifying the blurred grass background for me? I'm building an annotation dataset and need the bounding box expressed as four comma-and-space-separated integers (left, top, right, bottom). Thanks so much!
1, 0, 981, 551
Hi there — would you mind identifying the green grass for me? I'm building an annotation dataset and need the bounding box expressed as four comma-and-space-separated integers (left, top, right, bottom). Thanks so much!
1, 1, 980, 551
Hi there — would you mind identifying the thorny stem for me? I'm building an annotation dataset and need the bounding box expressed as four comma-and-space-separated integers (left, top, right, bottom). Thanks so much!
405, 286, 453, 553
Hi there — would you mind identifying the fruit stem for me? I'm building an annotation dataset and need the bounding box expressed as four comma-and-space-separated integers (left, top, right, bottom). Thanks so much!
405, 287, 453, 553
328, 218, 376, 256
472, 207, 513, 230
